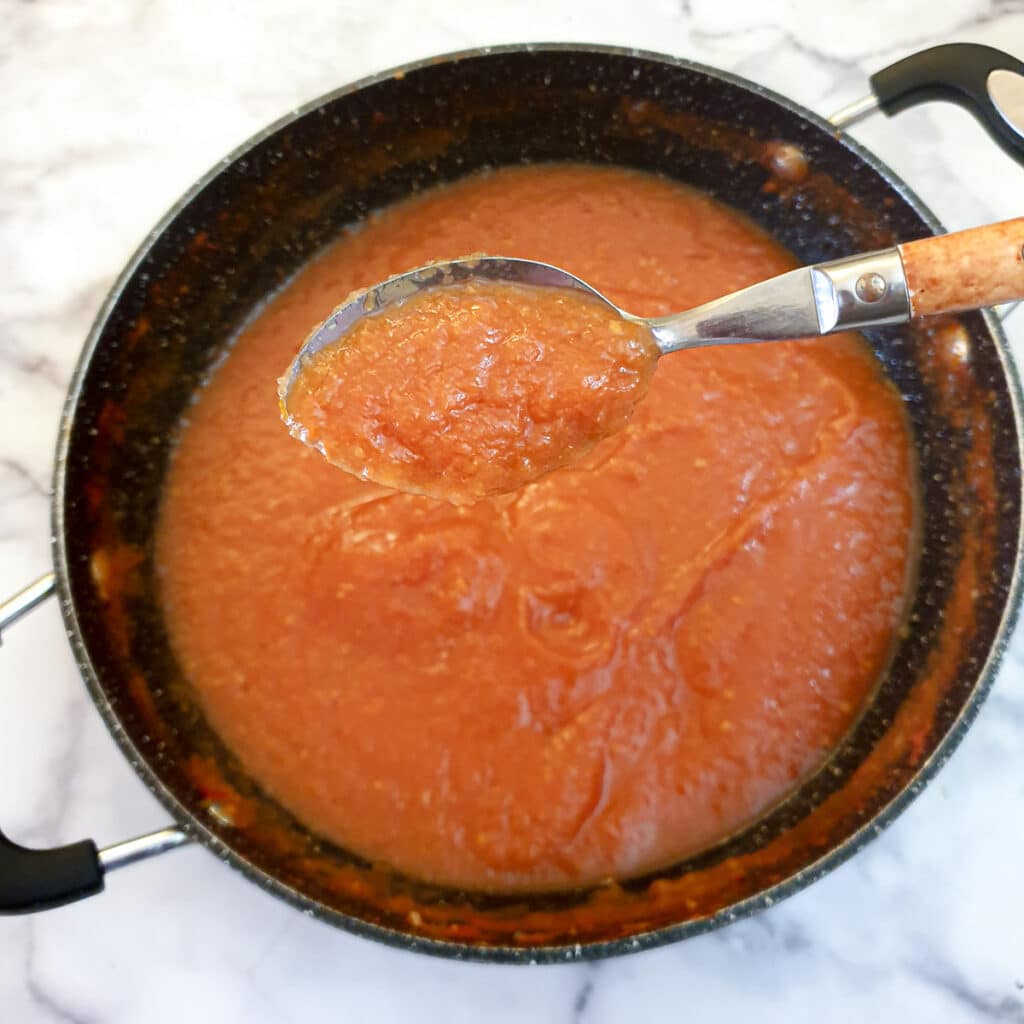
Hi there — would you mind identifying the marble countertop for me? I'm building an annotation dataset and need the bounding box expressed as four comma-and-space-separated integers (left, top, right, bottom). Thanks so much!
2, 1, 1024, 1020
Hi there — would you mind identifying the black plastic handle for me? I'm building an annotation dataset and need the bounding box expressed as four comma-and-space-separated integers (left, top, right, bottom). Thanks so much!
1, 575, 106, 913
0, 829, 103, 914
870, 43, 1024, 166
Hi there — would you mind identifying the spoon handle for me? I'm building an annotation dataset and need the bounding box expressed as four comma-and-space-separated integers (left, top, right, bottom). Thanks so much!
898, 217, 1024, 316
651, 217, 1024, 355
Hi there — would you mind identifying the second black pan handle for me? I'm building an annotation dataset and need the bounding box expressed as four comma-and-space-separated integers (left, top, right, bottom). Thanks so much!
0, 574, 104, 912
0, 574, 190, 914
0, 832, 103, 914
868, 43, 1024, 166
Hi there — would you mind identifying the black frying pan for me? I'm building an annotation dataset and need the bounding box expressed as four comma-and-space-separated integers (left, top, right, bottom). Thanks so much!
2, 43, 1022, 963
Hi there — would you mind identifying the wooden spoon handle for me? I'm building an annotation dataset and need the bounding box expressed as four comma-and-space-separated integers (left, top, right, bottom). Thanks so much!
899, 217, 1024, 317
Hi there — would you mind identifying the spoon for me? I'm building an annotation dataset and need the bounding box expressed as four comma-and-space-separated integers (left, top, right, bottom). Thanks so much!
280, 217, 1024, 376
279, 217, 1024, 500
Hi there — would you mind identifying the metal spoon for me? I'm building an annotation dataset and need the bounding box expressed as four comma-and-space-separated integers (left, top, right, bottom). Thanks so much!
279, 217, 1024, 405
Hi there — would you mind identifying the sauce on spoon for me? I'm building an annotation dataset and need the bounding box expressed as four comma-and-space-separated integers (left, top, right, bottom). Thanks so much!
282, 278, 658, 503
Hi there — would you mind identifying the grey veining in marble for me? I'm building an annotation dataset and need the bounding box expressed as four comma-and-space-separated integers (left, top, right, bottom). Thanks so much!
2, 1, 1024, 1021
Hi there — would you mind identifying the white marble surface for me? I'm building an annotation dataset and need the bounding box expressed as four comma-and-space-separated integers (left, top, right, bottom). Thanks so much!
2, 1, 1024, 1020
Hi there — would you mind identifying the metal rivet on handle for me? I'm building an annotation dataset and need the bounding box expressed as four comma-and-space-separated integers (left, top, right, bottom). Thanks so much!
855, 273, 888, 303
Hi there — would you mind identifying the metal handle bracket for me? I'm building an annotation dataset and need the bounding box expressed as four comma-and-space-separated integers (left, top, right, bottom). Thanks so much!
0, 573, 57, 645
829, 43, 1024, 167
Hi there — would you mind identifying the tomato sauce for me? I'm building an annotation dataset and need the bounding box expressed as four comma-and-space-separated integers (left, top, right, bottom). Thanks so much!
283, 281, 658, 502
156, 165, 915, 892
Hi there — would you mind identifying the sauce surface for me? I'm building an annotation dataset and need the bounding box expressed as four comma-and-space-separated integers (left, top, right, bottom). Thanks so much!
283, 280, 657, 502
156, 165, 915, 892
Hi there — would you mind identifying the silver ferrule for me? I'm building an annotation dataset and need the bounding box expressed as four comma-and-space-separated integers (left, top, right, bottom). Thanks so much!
810, 248, 911, 333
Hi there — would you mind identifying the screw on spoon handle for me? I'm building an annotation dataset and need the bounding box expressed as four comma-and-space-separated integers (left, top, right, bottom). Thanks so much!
898, 217, 1024, 317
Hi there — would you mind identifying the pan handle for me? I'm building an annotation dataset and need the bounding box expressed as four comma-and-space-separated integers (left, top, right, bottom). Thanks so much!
829, 43, 1024, 167
0, 574, 190, 914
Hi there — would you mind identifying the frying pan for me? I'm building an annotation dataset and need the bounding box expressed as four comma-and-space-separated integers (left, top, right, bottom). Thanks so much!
2, 42, 1023, 963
